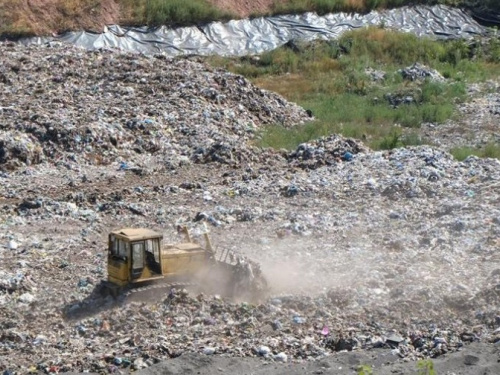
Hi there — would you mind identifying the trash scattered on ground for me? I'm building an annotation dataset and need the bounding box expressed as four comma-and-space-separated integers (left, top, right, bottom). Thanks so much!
1, 42, 500, 373
365, 67, 386, 82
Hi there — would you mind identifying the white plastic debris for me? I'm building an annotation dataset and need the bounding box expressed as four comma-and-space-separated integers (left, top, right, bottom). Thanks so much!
274, 352, 288, 362
258, 346, 271, 356
203, 347, 216, 355
18, 293, 35, 304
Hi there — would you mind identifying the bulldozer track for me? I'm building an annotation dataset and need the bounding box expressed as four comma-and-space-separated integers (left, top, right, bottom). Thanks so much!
121, 281, 198, 303
124, 281, 196, 296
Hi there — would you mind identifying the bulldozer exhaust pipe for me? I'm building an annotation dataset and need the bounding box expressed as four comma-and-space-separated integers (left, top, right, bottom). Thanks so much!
183, 226, 192, 243
203, 222, 215, 256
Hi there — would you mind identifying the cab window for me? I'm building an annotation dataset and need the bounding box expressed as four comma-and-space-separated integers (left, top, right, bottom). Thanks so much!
132, 242, 144, 269
109, 235, 128, 258
146, 239, 160, 262
118, 240, 128, 257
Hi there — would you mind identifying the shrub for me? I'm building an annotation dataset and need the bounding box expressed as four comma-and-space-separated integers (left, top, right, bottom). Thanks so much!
417, 359, 436, 375
357, 364, 374, 375
145, 0, 233, 27
377, 130, 401, 149
451, 143, 500, 161
339, 28, 445, 65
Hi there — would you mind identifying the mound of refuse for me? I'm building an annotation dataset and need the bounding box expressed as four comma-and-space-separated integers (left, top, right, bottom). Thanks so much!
286, 135, 369, 169
0, 42, 312, 171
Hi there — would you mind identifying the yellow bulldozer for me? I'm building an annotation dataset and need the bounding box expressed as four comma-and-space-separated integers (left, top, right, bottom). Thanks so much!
101, 226, 267, 302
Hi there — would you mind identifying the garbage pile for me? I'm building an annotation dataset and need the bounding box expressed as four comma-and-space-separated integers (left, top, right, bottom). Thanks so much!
486, 92, 500, 116
399, 63, 446, 82
1, 41, 500, 374
8, 291, 492, 373
0, 42, 310, 171
286, 135, 369, 169
0, 131, 44, 169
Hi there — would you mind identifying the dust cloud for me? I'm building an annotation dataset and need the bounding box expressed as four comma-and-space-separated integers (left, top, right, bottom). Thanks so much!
232, 225, 494, 320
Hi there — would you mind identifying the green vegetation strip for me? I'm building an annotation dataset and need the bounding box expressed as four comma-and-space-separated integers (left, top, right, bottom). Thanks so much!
268, 0, 499, 17
208, 28, 500, 158
1, 0, 498, 37
121, 0, 234, 27
451, 143, 500, 161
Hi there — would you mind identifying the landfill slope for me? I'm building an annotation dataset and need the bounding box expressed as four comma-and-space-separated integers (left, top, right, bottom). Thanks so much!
0, 42, 309, 170
1, 43, 500, 374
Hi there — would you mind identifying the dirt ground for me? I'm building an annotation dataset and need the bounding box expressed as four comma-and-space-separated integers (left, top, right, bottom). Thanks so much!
0, 0, 120, 35
69, 342, 499, 374
207, 0, 284, 17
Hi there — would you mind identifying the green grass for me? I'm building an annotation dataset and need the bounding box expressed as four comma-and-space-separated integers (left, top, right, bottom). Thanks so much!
269, 0, 483, 16
208, 28, 500, 152
357, 364, 373, 375
417, 359, 437, 375
144, 0, 234, 27
120, 0, 235, 27
451, 143, 500, 161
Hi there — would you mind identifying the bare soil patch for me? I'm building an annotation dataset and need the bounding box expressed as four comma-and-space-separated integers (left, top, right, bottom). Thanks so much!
0, 0, 120, 36
206, 0, 283, 17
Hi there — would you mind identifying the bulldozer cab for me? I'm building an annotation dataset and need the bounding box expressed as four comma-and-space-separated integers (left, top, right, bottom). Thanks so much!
108, 228, 163, 286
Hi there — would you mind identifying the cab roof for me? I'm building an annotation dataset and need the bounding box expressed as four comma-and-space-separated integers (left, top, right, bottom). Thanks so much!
110, 228, 163, 241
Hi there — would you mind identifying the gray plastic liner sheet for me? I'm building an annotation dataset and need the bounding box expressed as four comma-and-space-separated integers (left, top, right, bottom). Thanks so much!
469, 8, 500, 27
21, 5, 487, 56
